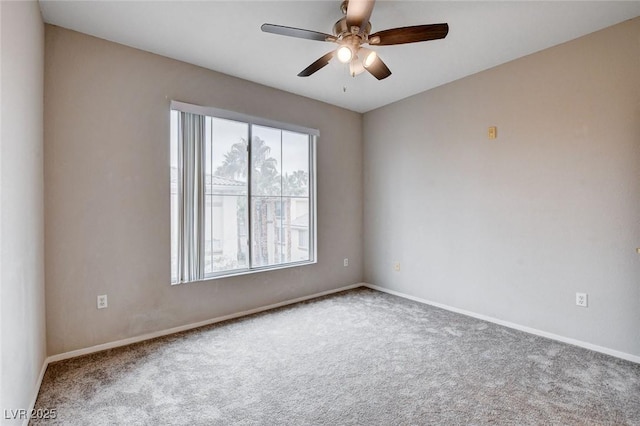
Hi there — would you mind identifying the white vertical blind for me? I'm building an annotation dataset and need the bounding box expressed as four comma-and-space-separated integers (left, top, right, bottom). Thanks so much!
176, 112, 206, 283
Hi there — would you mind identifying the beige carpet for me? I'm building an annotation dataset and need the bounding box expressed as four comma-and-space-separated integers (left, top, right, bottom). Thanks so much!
32, 288, 640, 425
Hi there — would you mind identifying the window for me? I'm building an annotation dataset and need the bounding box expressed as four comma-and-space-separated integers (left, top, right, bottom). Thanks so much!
170, 101, 317, 284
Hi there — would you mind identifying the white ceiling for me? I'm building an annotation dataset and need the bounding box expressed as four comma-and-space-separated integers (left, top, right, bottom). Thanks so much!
39, 1, 640, 113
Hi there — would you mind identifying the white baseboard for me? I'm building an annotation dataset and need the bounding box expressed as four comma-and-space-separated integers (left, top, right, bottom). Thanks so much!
46, 282, 364, 364
363, 283, 640, 365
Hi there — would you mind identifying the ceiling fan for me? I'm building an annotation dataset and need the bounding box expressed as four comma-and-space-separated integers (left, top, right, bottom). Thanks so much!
261, 0, 449, 80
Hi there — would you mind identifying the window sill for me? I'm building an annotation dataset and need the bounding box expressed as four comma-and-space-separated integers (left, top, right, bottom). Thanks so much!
171, 258, 317, 285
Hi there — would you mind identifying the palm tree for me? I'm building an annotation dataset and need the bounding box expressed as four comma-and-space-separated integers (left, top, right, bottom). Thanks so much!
215, 136, 279, 192
216, 140, 247, 180
283, 170, 308, 196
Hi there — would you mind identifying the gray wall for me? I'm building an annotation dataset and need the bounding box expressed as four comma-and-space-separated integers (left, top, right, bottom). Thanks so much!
363, 18, 640, 357
0, 0, 46, 419
44, 26, 363, 356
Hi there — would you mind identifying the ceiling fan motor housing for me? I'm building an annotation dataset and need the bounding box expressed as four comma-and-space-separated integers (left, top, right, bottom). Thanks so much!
333, 17, 371, 39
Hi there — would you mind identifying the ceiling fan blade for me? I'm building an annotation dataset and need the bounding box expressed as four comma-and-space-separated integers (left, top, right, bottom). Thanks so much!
261, 23, 333, 42
298, 51, 336, 77
364, 54, 391, 80
346, 0, 375, 33
370, 23, 449, 46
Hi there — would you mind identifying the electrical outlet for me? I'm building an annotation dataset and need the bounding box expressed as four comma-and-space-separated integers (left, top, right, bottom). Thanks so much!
393, 261, 401, 272
343, 258, 349, 267
576, 292, 588, 308
97, 294, 108, 309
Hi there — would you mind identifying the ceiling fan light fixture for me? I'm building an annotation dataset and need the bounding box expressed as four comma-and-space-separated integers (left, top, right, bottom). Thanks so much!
336, 45, 353, 63
363, 49, 377, 68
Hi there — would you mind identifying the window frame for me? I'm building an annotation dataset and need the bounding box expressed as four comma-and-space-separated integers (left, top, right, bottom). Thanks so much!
170, 100, 318, 284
